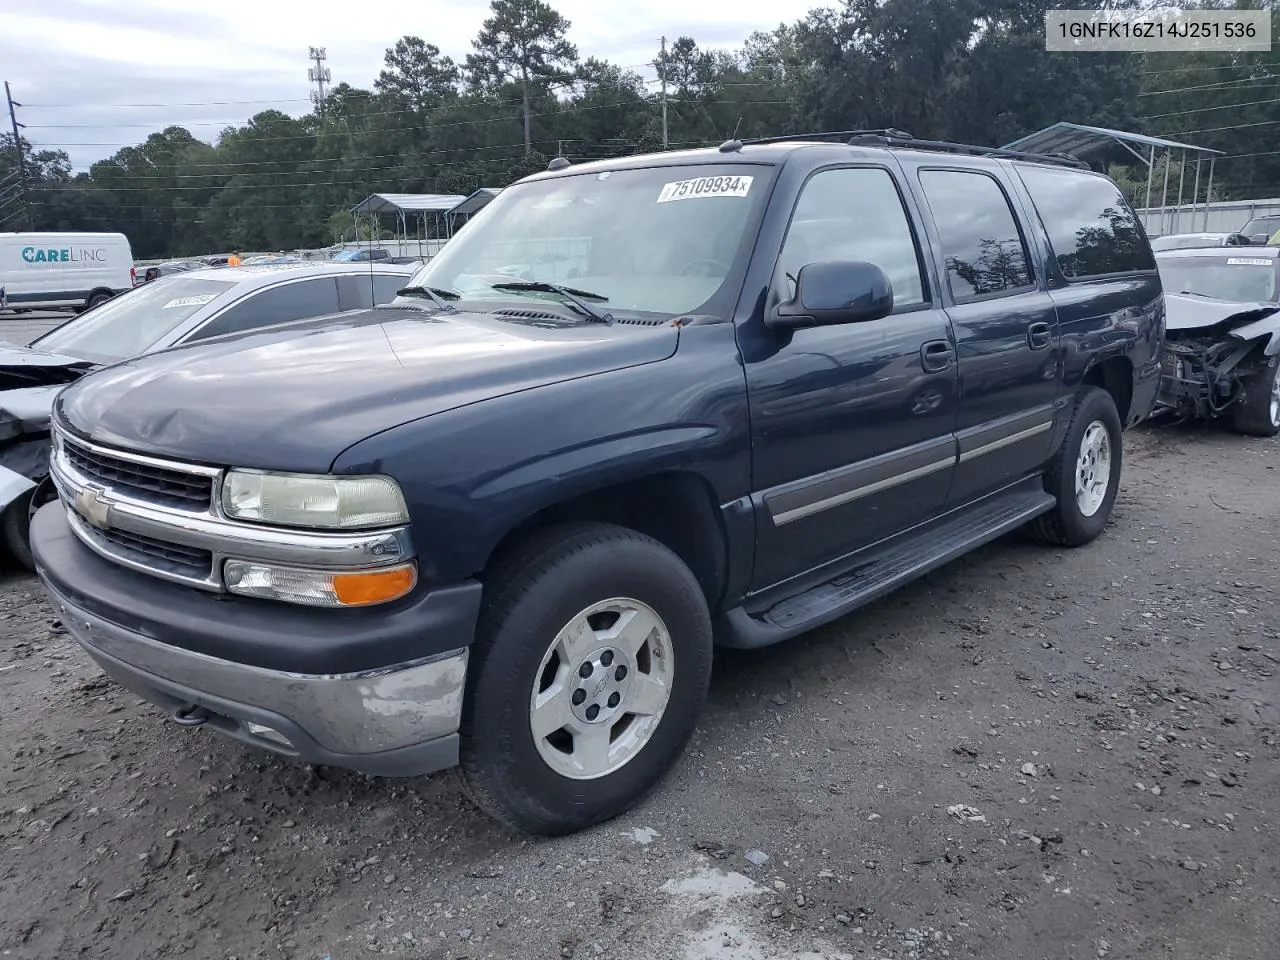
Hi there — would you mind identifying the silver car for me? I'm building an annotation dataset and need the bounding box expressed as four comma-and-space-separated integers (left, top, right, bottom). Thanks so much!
0, 262, 416, 569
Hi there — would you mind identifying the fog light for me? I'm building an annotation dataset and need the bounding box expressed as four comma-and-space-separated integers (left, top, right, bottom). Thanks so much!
224, 560, 417, 607
245, 722, 292, 747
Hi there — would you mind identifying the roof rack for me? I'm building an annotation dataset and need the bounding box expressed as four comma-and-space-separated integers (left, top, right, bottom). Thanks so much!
742, 129, 915, 146
741, 129, 1089, 170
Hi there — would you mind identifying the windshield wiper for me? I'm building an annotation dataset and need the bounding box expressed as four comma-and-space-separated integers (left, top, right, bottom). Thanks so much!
394, 285, 459, 313
489, 280, 613, 324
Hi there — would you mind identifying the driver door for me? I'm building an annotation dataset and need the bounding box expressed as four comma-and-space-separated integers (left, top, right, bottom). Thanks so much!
742, 165, 960, 590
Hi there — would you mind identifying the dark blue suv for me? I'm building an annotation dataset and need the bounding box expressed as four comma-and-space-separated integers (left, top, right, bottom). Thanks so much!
30, 131, 1164, 835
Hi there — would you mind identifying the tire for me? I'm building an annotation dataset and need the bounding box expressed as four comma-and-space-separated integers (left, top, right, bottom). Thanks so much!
459, 522, 713, 835
1230, 352, 1280, 437
85, 291, 112, 311
1027, 386, 1123, 547
2, 489, 35, 572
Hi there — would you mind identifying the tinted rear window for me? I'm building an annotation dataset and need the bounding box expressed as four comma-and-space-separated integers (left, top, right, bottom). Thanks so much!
1016, 165, 1154, 279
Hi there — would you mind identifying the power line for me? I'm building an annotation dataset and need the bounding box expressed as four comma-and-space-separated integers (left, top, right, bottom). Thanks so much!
1138, 95, 1280, 120
1141, 75, 1280, 96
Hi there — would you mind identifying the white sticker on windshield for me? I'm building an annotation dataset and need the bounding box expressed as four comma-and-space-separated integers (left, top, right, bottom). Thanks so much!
163, 294, 218, 309
657, 175, 754, 203
1226, 258, 1272, 266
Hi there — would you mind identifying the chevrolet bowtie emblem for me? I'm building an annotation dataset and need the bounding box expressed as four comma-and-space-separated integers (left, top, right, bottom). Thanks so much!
75, 487, 114, 529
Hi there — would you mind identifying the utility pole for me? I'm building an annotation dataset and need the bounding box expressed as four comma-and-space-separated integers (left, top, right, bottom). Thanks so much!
308, 47, 331, 116
4, 82, 33, 230
659, 37, 669, 150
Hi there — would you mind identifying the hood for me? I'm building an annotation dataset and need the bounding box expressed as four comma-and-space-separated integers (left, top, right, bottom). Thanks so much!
1165, 293, 1280, 331
54, 307, 680, 472
0, 339, 94, 390
1164, 293, 1280, 356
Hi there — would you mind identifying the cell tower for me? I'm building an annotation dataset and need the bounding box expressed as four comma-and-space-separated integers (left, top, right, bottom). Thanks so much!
308, 47, 331, 114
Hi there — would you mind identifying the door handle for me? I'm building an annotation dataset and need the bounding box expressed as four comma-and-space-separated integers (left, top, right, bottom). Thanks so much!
1027, 322, 1052, 350
920, 340, 954, 372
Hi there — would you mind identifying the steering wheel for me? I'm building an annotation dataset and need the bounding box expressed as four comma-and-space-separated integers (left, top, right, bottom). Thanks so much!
679, 258, 731, 278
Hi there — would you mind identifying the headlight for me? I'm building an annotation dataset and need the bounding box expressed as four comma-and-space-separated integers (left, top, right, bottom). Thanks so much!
224, 559, 417, 607
222, 470, 409, 529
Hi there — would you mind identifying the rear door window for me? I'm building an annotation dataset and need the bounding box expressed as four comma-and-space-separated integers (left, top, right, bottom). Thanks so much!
190, 277, 341, 341
918, 169, 1035, 301
336, 275, 375, 312
1014, 165, 1155, 279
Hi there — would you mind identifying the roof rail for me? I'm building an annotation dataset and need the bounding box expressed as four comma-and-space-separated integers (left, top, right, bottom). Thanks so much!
742, 129, 914, 146
739, 129, 1090, 170
850, 132, 1091, 170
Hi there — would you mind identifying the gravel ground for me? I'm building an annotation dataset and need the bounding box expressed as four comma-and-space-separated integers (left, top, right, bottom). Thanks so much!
1, 423, 1277, 960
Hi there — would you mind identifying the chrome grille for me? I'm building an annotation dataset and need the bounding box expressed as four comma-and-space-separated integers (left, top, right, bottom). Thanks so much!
62, 435, 214, 510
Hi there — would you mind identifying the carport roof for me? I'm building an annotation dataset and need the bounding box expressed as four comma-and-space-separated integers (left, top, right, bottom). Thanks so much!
1002, 122, 1223, 159
350, 193, 469, 215
450, 187, 504, 217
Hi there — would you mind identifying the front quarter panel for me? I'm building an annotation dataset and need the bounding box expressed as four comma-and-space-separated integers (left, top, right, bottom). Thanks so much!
331, 323, 753, 586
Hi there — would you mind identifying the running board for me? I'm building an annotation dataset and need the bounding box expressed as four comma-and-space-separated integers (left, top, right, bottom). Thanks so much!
719, 481, 1055, 649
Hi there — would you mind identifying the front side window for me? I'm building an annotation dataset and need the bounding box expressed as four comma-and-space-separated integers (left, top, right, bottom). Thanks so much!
191, 278, 341, 341
778, 166, 927, 309
31, 276, 236, 364
1157, 255, 1278, 303
919, 169, 1035, 301
403, 164, 771, 318
1015, 164, 1154, 279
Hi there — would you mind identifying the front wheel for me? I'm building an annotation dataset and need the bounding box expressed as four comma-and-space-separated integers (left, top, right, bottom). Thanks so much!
1231, 353, 1280, 437
459, 523, 713, 835
1027, 386, 1123, 547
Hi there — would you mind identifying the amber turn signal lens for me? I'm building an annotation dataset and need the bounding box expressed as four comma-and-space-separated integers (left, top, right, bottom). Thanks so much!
331, 564, 417, 606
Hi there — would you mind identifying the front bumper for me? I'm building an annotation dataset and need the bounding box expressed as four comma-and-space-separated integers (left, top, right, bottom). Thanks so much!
32, 502, 482, 776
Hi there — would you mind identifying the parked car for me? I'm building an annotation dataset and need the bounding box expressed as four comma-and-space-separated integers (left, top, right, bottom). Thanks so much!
1239, 215, 1280, 245
0, 261, 415, 569
332, 248, 391, 262
0, 232, 135, 312
1153, 246, 1280, 435
242, 255, 305, 265
1149, 232, 1252, 252
28, 131, 1163, 835
141, 260, 204, 283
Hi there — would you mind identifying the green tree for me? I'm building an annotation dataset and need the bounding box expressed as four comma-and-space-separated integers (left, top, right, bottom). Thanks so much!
375, 36, 461, 115
466, 0, 578, 155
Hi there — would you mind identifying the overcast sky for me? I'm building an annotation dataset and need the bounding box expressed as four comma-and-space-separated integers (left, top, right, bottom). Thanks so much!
4, 0, 828, 172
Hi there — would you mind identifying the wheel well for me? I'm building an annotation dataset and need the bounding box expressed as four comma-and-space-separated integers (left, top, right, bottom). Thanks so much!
1082, 357, 1133, 425
86, 287, 114, 304
482, 473, 729, 611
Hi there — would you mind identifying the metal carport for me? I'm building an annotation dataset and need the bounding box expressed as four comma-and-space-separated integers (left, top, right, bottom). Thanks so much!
1002, 122, 1223, 236
349, 193, 469, 248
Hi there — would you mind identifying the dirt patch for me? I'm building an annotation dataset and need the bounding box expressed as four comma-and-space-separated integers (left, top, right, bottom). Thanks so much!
2, 423, 1278, 960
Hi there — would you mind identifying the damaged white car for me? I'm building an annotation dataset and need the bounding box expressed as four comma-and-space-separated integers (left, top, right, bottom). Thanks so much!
0, 261, 415, 569
1153, 247, 1280, 436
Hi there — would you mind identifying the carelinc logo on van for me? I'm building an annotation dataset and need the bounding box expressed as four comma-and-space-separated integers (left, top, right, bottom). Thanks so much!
21, 246, 108, 264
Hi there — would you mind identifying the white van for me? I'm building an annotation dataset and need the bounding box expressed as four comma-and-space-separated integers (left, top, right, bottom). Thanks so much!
0, 232, 136, 313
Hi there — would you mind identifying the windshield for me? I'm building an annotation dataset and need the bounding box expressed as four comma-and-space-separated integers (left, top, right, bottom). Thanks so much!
1157, 256, 1278, 303
404, 164, 769, 317
31, 276, 236, 363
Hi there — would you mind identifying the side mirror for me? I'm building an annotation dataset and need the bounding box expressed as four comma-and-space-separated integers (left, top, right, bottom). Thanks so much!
768, 260, 894, 330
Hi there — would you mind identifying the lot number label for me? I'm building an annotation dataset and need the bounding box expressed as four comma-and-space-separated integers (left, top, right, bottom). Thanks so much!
657, 176, 754, 203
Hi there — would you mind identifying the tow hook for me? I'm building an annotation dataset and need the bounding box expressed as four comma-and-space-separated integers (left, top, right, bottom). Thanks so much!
171, 703, 210, 726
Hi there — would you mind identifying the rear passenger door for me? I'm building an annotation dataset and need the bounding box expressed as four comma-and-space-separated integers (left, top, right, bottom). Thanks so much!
909, 166, 1061, 507
743, 164, 960, 590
